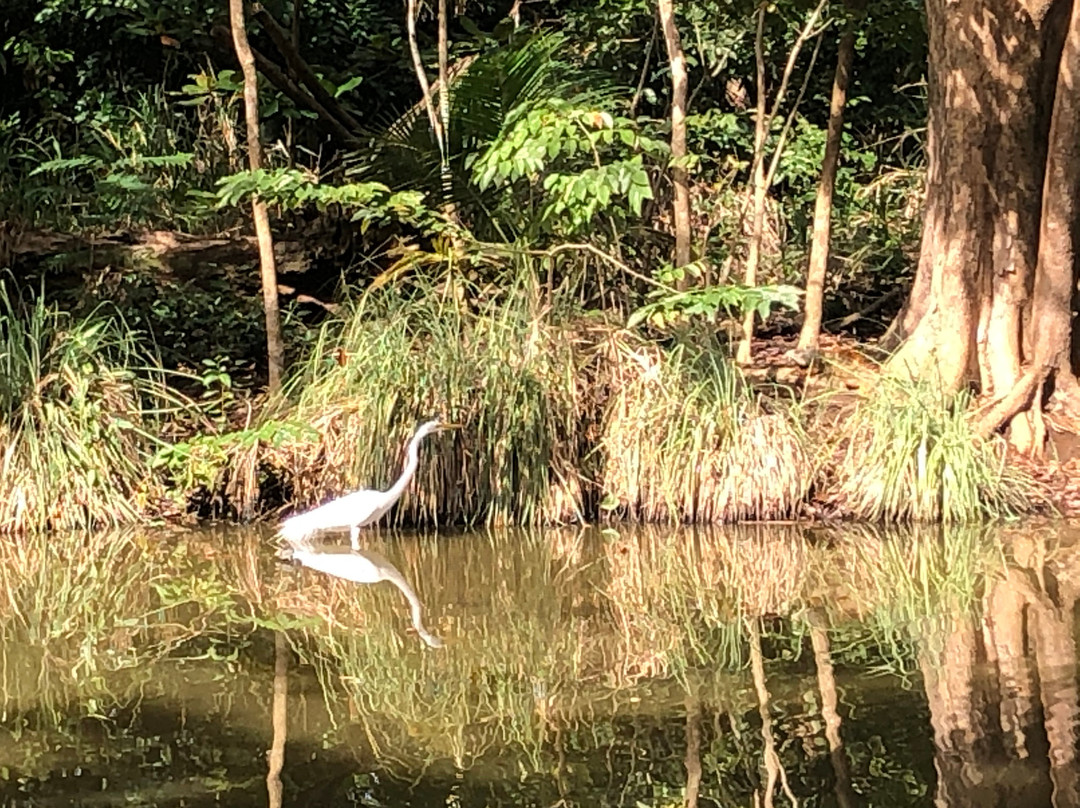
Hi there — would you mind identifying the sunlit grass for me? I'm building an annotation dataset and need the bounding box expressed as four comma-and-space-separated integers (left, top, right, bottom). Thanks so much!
239, 267, 812, 526
598, 336, 811, 523
0, 283, 177, 533
264, 271, 585, 527
831, 379, 1034, 522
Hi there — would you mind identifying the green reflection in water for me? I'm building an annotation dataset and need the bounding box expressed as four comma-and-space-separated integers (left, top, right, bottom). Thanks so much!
0, 521, 1072, 806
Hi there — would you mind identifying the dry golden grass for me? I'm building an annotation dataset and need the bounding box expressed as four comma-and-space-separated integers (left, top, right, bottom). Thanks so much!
598, 331, 811, 523
235, 283, 815, 527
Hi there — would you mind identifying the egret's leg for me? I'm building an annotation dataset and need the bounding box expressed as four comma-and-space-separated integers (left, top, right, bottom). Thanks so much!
350, 524, 361, 551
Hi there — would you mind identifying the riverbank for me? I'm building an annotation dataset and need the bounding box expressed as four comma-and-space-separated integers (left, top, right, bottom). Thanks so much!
154, 285, 1036, 531
0, 235, 1053, 534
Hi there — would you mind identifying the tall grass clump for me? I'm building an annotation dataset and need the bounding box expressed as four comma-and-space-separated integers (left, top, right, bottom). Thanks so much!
0, 284, 168, 533
598, 334, 811, 522
245, 269, 814, 526
831, 379, 1034, 522
267, 272, 588, 526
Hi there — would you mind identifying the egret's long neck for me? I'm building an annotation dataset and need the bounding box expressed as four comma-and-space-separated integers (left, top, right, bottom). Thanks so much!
381, 567, 444, 648
384, 430, 427, 501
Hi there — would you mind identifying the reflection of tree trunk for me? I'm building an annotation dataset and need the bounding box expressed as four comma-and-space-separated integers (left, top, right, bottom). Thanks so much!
748, 618, 798, 808
266, 631, 288, 808
921, 615, 994, 808
684, 689, 702, 808
1031, 590, 1080, 808
986, 570, 1038, 757
807, 610, 857, 808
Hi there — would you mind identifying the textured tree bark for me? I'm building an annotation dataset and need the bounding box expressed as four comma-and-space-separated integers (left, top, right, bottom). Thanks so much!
888, 0, 1064, 426
657, 0, 690, 270
974, 0, 1077, 443
796, 23, 856, 356
229, 0, 284, 393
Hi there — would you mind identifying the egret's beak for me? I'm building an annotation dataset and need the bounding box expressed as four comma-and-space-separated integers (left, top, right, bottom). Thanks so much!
440, 422, 463, 430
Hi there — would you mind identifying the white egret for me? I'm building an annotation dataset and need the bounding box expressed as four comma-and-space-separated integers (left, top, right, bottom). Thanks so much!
281, 544, 444, 648
279, 418, 456, 549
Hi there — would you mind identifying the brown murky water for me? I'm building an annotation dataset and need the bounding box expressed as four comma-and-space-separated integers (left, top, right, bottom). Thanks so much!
0, 521, 1077, 807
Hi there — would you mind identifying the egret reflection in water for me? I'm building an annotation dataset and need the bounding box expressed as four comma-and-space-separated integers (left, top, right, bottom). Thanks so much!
279, 542, 444, 648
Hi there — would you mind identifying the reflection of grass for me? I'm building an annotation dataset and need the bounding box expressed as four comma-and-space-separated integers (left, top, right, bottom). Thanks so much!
603, 525, 811, 682
0, 522, 1009, 775
821, 524, 1000, 673
283, 524, 822, 763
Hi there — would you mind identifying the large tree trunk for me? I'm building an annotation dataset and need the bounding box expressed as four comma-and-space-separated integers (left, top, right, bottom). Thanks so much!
888, 0, 1070, 453
796, 21, 856, 356
229, 0, 284, 393
657, 0, 691, 270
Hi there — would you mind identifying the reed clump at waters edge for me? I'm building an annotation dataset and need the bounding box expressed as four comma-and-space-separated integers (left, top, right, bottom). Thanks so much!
0, 268, 1035, 533
205, 271, 1033, 527
828, 379, 1035, 522
0, 284, 175, 534
244, 273, 816, 526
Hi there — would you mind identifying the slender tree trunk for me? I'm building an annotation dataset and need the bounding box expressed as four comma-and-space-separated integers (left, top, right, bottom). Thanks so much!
229, 0, 284, 392
737, 10, 769, 366
437, 0, 457, 220
437, 0, 450, 152
736, 0, 826, 365
796, 23, 855, 356
406, 0, 444, 154
657, 0, 690, 270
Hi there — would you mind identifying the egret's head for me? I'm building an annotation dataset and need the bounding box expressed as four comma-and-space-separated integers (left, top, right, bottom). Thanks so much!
415, 417, 459, 440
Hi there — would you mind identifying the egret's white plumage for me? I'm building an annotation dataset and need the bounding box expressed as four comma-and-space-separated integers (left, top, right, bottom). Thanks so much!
281, 543, 444, 648
279, 419, 449, 548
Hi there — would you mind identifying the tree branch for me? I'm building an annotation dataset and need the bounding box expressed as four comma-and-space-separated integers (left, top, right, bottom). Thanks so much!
251, 4, 363, 134
210, 25, 361, 148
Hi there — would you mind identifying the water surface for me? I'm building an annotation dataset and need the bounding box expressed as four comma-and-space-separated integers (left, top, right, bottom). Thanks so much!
0, 521, 1077, 807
